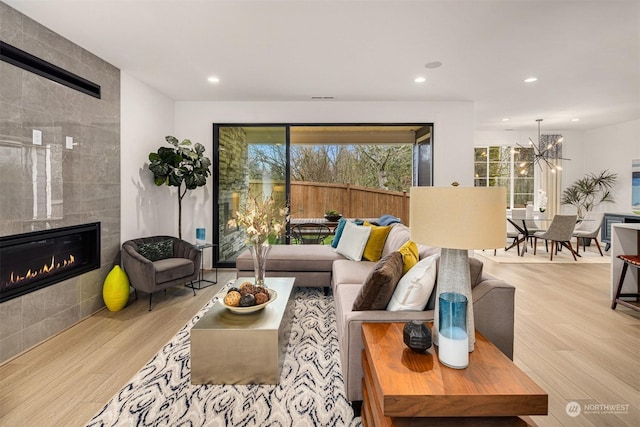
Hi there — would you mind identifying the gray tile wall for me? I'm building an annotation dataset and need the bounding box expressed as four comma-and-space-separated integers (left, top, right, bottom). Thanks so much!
0, 2, 121, 364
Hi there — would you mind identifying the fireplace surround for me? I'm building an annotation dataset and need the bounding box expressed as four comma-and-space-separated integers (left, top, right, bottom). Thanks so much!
0, 223, 101, 303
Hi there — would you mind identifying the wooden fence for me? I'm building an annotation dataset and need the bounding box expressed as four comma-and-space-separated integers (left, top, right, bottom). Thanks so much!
289, 181, 410, 224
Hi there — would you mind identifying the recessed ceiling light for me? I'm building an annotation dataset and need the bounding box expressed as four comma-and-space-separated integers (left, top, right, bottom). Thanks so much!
524, 77, 538, 83
501, 118, 510, 122
424, 61, 442, 69
571, 118, 580, 122
414, 76, 426, 83
207, 76, 220, 83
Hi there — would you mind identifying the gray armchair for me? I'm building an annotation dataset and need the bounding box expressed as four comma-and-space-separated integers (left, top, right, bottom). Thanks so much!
122, 236, 201, 310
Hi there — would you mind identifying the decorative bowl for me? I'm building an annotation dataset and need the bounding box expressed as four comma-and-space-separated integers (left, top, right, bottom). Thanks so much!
220, 288, 278, 314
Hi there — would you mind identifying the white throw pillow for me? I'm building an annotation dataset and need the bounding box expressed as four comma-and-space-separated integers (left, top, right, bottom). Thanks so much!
387, 254, 438, 311
335, 221, 372, 261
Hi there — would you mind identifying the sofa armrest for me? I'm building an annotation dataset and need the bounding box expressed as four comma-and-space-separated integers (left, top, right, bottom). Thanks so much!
472, 275, 515, 360
121, 244, 156, 293
336, 277, 515, 402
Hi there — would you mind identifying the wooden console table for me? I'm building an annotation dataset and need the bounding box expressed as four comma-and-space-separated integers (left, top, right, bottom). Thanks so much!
361, 322, 548, 426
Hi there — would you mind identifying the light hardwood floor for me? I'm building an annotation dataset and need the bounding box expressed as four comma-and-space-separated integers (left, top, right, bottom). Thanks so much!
1, 260, 639, 426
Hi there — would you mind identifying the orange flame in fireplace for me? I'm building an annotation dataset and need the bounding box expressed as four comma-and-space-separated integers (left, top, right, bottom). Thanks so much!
8, 254, 76, 285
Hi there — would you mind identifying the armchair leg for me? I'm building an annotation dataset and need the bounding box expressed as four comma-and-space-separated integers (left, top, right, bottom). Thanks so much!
148, 293, 153, 311
134, 289, 138, 300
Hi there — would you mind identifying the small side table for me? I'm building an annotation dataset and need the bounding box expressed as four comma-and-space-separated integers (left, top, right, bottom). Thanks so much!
361, 322, 547, 426
188, 243, 218, 289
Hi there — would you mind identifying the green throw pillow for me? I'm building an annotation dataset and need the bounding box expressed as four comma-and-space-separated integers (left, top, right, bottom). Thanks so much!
137, 239, 173, 261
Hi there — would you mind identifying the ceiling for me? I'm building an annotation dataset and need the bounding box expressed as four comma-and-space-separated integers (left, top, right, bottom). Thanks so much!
6, 0, 639, 132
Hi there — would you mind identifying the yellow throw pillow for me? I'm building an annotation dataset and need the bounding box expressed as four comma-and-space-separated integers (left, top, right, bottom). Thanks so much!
397, 240, 419, 274
362, 223, 391, 262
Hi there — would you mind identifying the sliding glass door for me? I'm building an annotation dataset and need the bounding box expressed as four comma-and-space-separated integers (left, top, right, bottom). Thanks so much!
214, 123, 432, 268
214, 125, 289, 266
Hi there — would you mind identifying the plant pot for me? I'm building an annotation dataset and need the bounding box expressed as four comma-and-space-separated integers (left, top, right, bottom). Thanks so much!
324, 214, 342, 222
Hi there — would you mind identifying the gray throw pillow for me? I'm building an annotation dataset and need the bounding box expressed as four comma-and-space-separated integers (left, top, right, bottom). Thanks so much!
353, 251, 404, 311
137, 239, 173, 261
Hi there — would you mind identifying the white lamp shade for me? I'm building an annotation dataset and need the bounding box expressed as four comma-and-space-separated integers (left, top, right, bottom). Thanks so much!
410, 186, 506, 250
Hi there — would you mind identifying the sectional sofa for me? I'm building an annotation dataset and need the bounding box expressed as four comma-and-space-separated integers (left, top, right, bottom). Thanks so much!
236, 222, 516, 402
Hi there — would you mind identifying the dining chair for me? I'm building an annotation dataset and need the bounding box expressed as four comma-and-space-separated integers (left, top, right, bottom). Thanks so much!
533, 215, 578, 261
572, 212, 605, 256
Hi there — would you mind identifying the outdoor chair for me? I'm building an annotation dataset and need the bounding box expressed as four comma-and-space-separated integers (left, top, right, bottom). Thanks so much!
572, 212, 604, 256
121, 236, 200, 310
291, 223, 332, 244
533, 215, 578, 261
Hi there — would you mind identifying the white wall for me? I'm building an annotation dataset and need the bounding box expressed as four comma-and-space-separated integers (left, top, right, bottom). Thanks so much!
583, 119, 640, 213
475, 120, 640, 214
120, 72, 176, 243
174, 101, 476, 242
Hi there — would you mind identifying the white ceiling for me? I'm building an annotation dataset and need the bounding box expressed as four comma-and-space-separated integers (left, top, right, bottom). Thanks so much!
6, 0, 640, 132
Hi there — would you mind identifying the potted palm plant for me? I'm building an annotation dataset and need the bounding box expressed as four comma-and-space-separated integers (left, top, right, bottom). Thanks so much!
561, 170, 618, 219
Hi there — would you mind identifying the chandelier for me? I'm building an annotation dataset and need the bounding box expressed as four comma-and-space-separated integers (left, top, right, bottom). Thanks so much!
517, 119, 570, 173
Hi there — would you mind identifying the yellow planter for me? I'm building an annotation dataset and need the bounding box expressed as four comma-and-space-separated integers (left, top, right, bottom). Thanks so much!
103, 265, 130, 311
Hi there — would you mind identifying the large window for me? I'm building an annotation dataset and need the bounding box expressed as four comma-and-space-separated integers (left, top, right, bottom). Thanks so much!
474, 146, 534, 209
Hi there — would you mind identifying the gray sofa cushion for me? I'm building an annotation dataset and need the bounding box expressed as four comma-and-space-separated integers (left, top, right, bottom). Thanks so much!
332, 259, 375, 288
154, 258, 195, 284
236, 244, 343, 272
352, 251, 404, 310
380, 223, 412, 257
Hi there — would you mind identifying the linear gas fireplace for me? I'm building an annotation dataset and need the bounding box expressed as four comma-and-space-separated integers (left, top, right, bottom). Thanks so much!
0, 223, 101, 303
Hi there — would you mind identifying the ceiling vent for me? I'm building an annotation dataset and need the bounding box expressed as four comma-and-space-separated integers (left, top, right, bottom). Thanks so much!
0, 41, 101, 99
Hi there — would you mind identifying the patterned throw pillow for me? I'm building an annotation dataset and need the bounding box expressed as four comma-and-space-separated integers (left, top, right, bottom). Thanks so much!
137, 239, 173, 261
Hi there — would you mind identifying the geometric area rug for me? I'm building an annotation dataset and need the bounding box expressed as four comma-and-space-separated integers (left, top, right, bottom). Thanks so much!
86, 287, 362, 427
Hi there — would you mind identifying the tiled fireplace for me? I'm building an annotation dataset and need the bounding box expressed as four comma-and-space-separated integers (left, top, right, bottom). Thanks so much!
0, 3, 121, 363
1, 223, 101, 303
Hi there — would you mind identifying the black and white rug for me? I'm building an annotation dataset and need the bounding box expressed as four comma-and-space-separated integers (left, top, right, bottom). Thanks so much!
87, 287, 361, 427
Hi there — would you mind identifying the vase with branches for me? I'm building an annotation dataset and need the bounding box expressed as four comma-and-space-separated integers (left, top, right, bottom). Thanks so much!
561, 170, 618, 218
227, 193, 288, 285
148, 136, 212, 239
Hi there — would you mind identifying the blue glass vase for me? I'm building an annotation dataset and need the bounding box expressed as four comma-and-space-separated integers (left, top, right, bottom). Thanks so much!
438, 292, 469, 369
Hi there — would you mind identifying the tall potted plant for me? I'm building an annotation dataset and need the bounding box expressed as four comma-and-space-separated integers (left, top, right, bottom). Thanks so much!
148, 136, 212, 239
561, 170, 618, 218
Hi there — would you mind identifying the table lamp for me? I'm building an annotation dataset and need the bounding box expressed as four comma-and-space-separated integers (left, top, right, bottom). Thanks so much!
410, 186, 506, 368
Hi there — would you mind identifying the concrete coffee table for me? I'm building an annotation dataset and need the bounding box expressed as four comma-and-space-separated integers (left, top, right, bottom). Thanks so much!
190, 277, 295, 384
